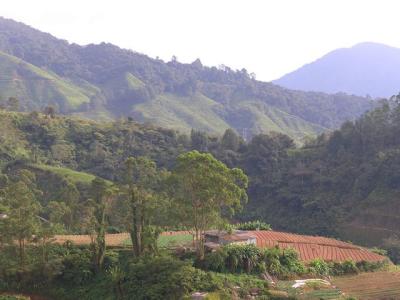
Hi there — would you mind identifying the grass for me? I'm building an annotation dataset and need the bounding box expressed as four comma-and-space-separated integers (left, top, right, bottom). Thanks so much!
29, 164, 98, 184
132, 92, 325, 142
122, 233, 193, 248
0, 296, 29, 300
157, 234, 193, 248
125, 72, 145, 89
134, 92, 231, 134
0, 51, 93, 110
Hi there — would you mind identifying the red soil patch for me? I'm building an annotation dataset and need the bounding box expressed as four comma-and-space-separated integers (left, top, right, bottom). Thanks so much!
252, 230, 385, 263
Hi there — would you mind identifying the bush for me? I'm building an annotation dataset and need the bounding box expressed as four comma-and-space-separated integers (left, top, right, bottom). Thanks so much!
202, 245, 305, 279
279, 248, 306, 276
59, 248, 94, 285
308, 259, 330, 276
209, 272, 269, 298
235, 220, 271, 231
356, 259, 388, 272
383, 236, 400, 264
330, 260, 359, 276
124, 256, 217, 299
203, 244, 262, 274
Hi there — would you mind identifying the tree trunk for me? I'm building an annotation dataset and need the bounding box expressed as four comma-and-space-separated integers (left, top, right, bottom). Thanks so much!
130, 189, 142, 257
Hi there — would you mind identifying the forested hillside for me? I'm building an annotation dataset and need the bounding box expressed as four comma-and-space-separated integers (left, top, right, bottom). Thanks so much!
242, 97, 400, 246
1, 98, 400, 248
0, 17, 374, 140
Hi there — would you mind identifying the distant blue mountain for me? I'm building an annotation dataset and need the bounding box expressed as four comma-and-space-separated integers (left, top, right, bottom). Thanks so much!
274, 42, 400, 98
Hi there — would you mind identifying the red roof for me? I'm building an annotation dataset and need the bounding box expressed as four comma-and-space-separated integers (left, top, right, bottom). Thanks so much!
251, 230, 385, 263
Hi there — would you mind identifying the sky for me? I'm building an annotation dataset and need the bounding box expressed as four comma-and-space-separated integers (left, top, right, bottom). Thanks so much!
2, 0, 400, 81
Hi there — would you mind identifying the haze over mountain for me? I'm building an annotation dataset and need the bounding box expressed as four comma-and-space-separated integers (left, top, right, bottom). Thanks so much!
0, 17, 375, 140
274, 42, 400, 98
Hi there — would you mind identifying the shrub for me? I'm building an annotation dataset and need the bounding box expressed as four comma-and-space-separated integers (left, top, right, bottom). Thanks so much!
308, 259, 330, 276
124, 256, 217, 299
203, 244, 305, 278
332, 260, 359, 275
279, 248, 306, 276
59, 248, 94, 285
203, 249, 228, 272
356, 259, 388, 272
383, 236, 400, 264
235, 220, 271, 231
203, 244, 262, 274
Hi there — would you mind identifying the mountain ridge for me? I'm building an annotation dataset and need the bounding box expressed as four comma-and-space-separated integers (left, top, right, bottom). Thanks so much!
274, 42, 400, 98
0, 16, 374, 140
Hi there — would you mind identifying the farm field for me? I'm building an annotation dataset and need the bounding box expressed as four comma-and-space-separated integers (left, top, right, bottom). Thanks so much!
333, 270, 400, 300
54, 231, 192, 248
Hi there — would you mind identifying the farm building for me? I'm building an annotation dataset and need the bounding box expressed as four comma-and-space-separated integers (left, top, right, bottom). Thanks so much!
204, 230, 385, 263
204, 230, 256, 250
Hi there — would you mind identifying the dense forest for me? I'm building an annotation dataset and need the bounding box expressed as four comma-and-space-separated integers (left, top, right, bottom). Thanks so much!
0, 17, 374, 141
1, 97, 400, 246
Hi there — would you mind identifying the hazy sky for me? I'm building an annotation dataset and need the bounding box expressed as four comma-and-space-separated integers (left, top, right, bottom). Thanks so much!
2, 0, 400, 81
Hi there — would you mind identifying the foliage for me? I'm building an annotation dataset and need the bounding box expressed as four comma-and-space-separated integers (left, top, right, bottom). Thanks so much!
87, 177, 116, 272
383, 236, 400, 264
240, 99, 400, 243
308, 259, 331, 276
235, 220, 271, 231
203, 245, 305, 278
0, 170, 41, 268
308, 259, 387, 276
170, 151, 248, 258
121, 157, 167, 257
123, 256, 217, 300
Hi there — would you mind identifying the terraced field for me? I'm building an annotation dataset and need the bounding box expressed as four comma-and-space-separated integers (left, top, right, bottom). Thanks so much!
333, 271, 400, 299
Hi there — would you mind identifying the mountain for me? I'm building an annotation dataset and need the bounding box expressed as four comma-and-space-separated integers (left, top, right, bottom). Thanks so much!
274, 42, 400, 98
0, 17, 375, 140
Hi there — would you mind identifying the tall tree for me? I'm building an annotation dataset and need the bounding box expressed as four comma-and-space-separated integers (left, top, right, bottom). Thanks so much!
221, 128, 240, 151
2, 170, 41, 268
122, 157, 166, 257
171, 151, 248, 259
88, 177, 115, 272
191, 129, 209, 152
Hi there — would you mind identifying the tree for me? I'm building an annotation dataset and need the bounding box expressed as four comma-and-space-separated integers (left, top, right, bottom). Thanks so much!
2, 170, 41, 268
43, 105, 56, 118
171, 151, 248, 259
88, 177, 115, 272
57, 181, 80, 230
47, 201, 71, 231
7, 97, 19, 111
221, 128, 240, 151
122, 157, 166, 257
190, 129, 209, 152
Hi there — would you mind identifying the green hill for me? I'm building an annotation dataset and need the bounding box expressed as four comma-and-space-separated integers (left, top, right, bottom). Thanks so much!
0, 17, 374, 141
0, 51, 98, 112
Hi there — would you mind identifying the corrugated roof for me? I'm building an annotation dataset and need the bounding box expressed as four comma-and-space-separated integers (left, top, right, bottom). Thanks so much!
251, 230, 385, 263
205, 230, 255, 241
